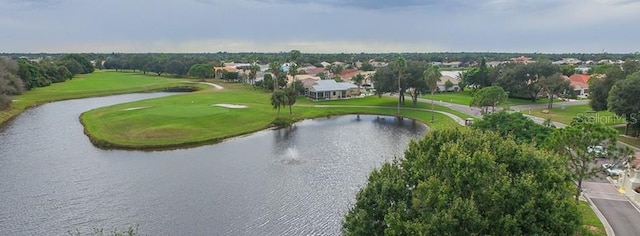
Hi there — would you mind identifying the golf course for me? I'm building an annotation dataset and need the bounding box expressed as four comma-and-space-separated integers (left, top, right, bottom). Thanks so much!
2, 70, 472, 150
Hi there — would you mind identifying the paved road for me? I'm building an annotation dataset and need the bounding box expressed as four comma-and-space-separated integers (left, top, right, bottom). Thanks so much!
583, 182, 640, 236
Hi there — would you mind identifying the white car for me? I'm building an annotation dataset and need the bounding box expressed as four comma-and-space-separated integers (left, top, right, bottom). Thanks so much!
602, 163, 624, 176
587, 145, 608, 158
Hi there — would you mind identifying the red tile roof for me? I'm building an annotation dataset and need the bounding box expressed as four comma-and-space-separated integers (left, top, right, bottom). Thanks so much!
569, 74, 590, 84
306, 67, 326, 76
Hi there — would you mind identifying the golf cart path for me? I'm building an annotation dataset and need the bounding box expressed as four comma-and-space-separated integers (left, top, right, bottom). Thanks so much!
182, 81, 224, 89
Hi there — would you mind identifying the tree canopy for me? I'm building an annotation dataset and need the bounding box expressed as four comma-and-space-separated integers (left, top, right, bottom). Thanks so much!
470, 86, 507, 114
343, 128, 580, 235
472, 111, 553, 146
608, 72, 640, 136
538, 73, 571, 109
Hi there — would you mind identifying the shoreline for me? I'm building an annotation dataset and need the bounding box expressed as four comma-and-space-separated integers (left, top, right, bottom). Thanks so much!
80, 111, 437, 152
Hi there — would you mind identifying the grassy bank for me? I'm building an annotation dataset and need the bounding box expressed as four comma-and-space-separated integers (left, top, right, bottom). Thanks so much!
81, 81, 462, 150
578, 201, 606, 236
0, 71, 209, 127
421, 90, 559, 107
528, 104, 624, 126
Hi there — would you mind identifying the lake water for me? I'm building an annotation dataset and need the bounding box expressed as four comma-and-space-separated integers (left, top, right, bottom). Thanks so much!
0, 93, 427, 235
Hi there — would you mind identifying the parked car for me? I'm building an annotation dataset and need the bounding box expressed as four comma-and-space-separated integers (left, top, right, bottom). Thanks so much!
587, 145, 608, 157
602, 163, 624, 176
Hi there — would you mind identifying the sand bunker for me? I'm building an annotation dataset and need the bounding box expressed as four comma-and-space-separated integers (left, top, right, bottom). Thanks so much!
213, 104, 247, 109
122, 106, 151, 111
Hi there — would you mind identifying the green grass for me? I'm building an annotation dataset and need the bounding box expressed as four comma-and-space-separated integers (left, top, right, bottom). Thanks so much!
528, 104, 624, 126
82, 83, 463, 150
577, 201, 606, 236
421, 90, 559, 107
613, 126, 640, 149
1, 70, 209, 126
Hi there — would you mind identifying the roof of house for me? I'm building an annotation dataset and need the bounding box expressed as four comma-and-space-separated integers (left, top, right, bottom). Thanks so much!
306, 67, 326, 76
301, 77, 321, 88
311, 80, 357, 92
440, 71, 463, 79
214, 66, 238, 73
569, 74, 590, 84
338, 69, 361, 80
437, 75, 460, 86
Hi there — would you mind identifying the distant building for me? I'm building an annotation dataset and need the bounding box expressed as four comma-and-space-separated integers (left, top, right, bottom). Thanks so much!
568, 74, 591, 97
510, 56, 534, 64
307, 80, 360, 100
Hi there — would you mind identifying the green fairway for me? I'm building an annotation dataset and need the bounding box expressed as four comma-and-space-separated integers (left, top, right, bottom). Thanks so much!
529, 104, 624, 126
421, 90, 559, 107
81, 81, 463, 150
1, 71, 209, 126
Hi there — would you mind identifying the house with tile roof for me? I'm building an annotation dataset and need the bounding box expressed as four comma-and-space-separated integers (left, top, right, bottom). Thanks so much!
568, 74, 591, 96
307, 80, 360, 100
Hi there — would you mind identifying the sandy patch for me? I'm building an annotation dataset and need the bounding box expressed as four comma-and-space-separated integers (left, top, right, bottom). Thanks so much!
122, 106, 151, 111
213, 104, 247, 109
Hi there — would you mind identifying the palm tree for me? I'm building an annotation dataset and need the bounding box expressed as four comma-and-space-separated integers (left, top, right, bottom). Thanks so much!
269, 61, 281, 90
395, 56, 407, 114
249, 62, 259, 85
284, 87, 297, 115
271, 90, 287, 118
424, 65, 442, 122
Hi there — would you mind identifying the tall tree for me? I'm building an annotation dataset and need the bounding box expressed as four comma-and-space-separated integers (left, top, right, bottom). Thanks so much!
538, 73, 571, 109
545, 118, 632, 201
424, 65, 441, 121
269, 61, 282, 90
588, 66, 625, 111
0, 58, 25, 110
284, 87, 297, 115
470, 86, 507, 114
352, 73, 364, 90
608, 73, 640, 136
270, 90, 287, 118
188, 63, 212, 81
395, 56, 406, 114
248, 62, 259, 85
443, 80, 454, 92
343, 128, 580, 235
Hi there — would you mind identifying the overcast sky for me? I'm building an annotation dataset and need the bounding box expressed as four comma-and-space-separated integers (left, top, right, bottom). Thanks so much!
1, 0, 639, 53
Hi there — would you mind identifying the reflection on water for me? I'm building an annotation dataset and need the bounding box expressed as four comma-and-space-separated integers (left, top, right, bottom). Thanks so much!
0, 94, 427, 235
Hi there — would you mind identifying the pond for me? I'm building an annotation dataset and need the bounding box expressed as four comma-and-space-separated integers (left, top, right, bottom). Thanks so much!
0, 93, 427, 235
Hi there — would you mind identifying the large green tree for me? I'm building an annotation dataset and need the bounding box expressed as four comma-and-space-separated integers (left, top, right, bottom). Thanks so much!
0, 58, 25, 110
538, 73, 571, 109
343, 128, 580, 235
462, 57, 492, 88
395, 57, 407, 111
188, 63, 212, 81
544, 118, 632, 201
608, 72, 640, 136
423, 65, 441, 121
588, 66, 625, 111
470, 86, 507, 114
494, 62, 559, 102
472, 111, 552, 146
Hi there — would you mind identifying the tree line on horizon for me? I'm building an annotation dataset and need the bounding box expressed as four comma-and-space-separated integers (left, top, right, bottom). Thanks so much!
0, 54, 94, 110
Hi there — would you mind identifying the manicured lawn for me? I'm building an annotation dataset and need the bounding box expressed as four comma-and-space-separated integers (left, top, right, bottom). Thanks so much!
529, 104, 624, 126
577, 201, 606, 236
82, 82, 463, 150
1, 70, 208, 126
421, 90, 559, 107
301, 95, 475, 121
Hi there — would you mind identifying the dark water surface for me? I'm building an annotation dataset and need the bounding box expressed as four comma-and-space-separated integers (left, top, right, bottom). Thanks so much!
0, 93, 427, 235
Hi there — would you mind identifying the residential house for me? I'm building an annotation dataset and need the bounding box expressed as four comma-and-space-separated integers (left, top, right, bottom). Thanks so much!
213, 66, 239, 79
437, 71, 462, 92
320, 61, 332, 68
441, 61, 462, 68
568, 74, 591, 97
510, 56, 534, 64
306, 67, 326, 76
307, 80, 360, 100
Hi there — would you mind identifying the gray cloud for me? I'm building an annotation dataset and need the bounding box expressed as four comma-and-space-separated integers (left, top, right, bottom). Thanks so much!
0, 0, 639, 53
